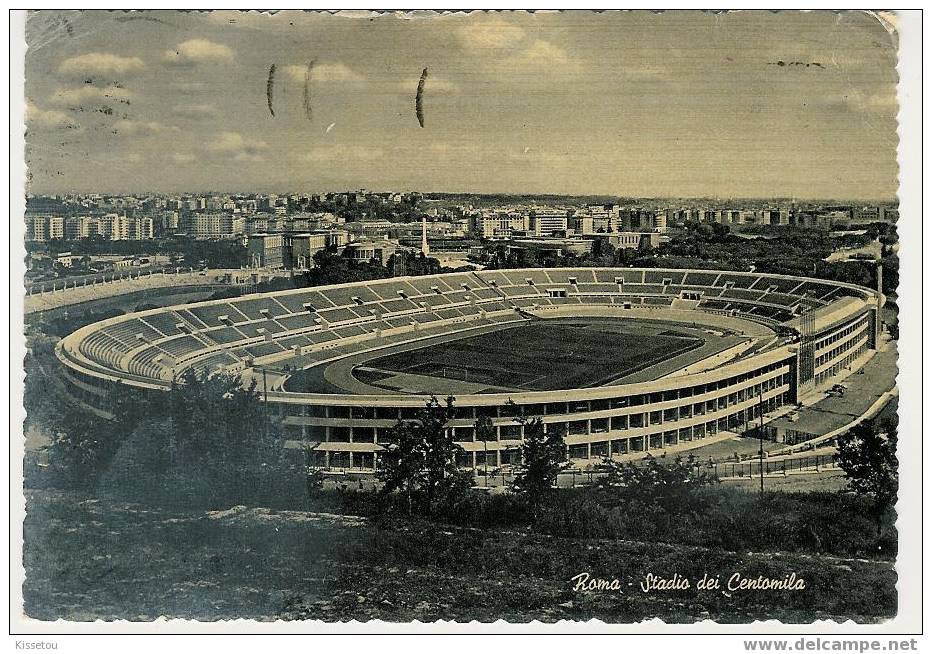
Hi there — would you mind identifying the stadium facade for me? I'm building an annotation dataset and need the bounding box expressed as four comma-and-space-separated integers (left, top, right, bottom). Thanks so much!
57, 268, 882, 470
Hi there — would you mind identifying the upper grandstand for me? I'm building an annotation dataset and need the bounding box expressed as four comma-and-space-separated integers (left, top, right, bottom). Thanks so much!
58, 267, 880, 392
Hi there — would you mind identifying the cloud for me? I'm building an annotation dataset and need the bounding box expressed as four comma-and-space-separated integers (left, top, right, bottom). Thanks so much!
173, 103, 218, 118
206, 131, 268, 162
58, 52, 145, 77
284, 62, 366, 83
111, 119, 180, 136
163, 39, 233, 66
49, 85, 133, 105
455, 17, 579, 74
505, 39, 578, 72
26, 101, 77, 128
209, 131, 267, 152
456, 16, 527, 51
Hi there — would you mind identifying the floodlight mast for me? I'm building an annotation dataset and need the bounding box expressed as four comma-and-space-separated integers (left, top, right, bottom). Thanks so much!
759, 390, 765, 496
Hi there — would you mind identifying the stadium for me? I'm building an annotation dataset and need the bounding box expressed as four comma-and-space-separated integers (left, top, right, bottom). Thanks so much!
57, 267, 883, 470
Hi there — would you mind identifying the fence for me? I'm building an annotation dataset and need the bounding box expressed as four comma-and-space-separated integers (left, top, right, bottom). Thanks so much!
706, 453, 838, 479
469, 453, 840, 488
317, 452, 841, 490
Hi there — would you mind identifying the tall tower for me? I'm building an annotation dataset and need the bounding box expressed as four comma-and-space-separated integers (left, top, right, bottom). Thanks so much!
421, 215, 429, 256
876, 259, 883, 295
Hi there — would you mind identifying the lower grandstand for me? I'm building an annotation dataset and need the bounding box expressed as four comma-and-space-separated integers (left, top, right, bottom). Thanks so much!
57, 267, 882, 470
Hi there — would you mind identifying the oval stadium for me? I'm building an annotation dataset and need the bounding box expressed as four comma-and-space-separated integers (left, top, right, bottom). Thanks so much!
56, 267, 883, 470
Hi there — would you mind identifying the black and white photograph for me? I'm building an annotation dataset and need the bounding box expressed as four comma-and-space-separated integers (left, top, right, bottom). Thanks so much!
10, 7, 923, 637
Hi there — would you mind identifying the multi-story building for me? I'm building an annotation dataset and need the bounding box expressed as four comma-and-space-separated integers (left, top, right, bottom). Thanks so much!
25, 215, 49, 242
48, 216, 65, 240
247, 233, 285, 268
476, 212, 525, 238
605, 231, 661, 250
79, 216, 101, 238
343, 239, 399, 265
133, 217, 155, 240
572, 213, 595, 235
286, 232, 329, 269
246, 216, 270, 234
186, 213, 245, 239
652, 212, 668, 233
64, 217, 81, 240
530, 210, 569, 237
586, 204, 613, 228
325, 229, 350, 248
721, 210, 737, 224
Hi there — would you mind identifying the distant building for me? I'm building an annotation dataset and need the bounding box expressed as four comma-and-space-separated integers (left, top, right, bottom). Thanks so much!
54, 251, 75, 267
605, 231, 660, 250
48, 216, 65, 240
530, 211, 569, 237
64, 217, 81, 240
476, 212, 528, 238
586, 204, 613, 228
572, 214, 595, 235
186, 213, 245, 239
652, 212, 668, 233
286, 232, 328, 269
247, 233, 285, 268
822, 210, 852, 228
511, 237, 593, 258
25, 214, 49, 242
165, 211, 181, 232
85, 214, 155, 240
343, 239, 399, 266
325, 229, 350, 248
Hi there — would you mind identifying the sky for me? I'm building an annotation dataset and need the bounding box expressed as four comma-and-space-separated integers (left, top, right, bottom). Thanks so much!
23, 10, 900, 200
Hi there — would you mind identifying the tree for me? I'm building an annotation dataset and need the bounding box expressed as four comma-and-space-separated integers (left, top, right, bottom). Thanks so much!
836, 417, 898, 532
44, 369, 292, 506
304, 446, 325, 505
593, 453, 717, 510
509, 410, 567, 518
303, 245, 390, 286
46, 403, 123, 487
376, 396, 473, 516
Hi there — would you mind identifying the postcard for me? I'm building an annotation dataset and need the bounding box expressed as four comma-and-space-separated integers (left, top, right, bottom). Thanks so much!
11, 8, 922, 638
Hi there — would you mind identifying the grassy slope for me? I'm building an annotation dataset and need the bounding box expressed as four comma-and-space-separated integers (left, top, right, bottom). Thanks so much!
23, 490, 896, 624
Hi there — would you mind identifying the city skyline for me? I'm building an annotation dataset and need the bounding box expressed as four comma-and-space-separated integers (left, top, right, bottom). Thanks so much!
25, 10, 899, 201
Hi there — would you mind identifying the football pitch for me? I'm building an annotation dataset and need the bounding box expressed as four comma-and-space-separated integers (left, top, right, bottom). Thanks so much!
361, 320, 704, 391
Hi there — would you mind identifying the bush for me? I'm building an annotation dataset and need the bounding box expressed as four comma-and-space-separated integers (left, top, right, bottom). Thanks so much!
531, 486, 895, 559
306, 468, 895, 560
